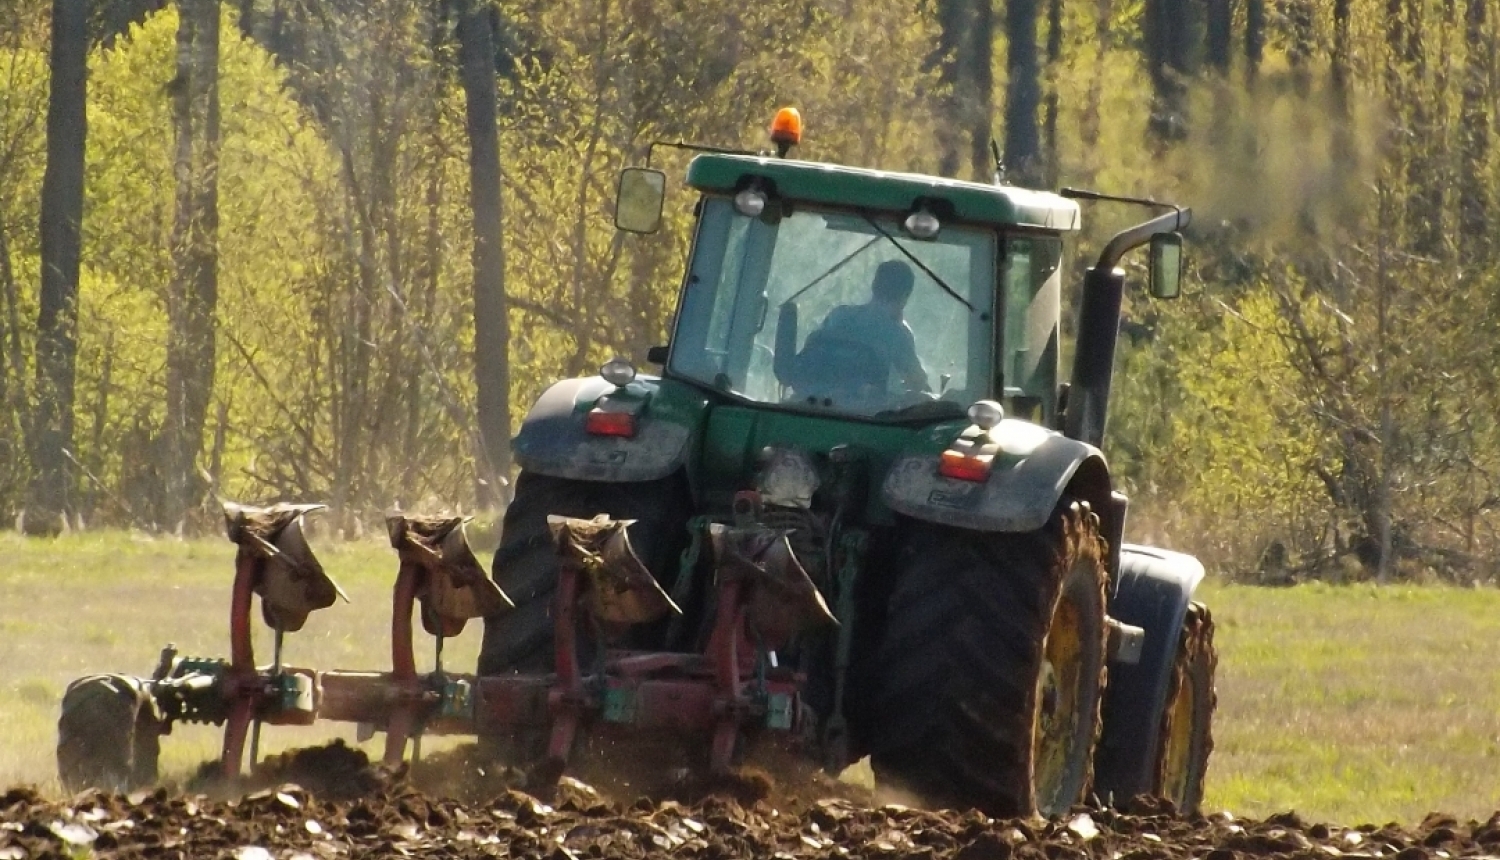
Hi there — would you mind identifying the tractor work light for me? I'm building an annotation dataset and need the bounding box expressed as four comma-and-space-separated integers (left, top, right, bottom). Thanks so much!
904, 208, 941, 239
967, 399, 1004, 429
600, 357, 637, 387
734, 188, 768, 217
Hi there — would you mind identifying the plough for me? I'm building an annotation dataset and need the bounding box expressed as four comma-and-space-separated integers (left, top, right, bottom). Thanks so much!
57, 502, 832, 792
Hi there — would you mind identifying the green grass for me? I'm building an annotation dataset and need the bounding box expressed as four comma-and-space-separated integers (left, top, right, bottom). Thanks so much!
3, 532, 1499, 824
1199, 578, 1500, 824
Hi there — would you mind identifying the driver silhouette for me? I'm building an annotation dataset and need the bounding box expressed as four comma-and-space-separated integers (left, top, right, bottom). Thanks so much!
789, 260, 929, 406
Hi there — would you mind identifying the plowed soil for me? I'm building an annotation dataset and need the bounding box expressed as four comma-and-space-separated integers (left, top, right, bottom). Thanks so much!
6, 743, 1500, 860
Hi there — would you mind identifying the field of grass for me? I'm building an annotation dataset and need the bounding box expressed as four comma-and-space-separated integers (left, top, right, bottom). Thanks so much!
3, 531, 1499, 825
1199, 577, 1500, 824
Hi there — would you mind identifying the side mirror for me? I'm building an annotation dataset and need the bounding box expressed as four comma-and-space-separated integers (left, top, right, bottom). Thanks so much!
1148, 232, 1184, 299
614, 167, 666, 234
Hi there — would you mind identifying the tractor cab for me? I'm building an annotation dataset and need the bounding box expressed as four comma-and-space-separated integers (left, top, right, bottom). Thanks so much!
626, 152, 1081, 429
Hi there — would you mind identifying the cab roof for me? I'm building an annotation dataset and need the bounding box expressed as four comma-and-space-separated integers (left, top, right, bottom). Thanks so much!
685, 153, 1081, 232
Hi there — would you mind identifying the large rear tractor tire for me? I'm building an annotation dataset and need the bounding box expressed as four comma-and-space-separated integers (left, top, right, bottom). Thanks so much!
478, 471, 688, 676
1152, 602, 1216, 813
57, 675, 162, 793
869, 502, 1109, 818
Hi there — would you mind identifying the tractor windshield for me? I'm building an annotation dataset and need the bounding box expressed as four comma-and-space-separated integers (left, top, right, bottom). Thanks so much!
669, 197, 997, 420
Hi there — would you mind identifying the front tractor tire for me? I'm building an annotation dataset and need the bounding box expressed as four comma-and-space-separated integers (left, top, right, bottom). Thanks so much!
1152, 602, 1216, 813
869, 502, 1109, 817
57, 675, 162, 793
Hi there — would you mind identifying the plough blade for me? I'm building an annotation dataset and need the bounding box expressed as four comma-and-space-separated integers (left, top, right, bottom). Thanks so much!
387, 515, 513, 637
548, 514, 680, 623
710, 524, 837, 647
223, 502, 345, 632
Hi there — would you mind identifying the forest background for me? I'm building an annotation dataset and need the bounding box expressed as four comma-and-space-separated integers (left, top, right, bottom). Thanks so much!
0, 0, 1494, 584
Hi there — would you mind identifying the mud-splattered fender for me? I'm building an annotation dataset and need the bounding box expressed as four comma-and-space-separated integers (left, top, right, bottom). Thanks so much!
1093, 544, 1207, 803
512, 376, 709, 483
880, 419, 1108, 533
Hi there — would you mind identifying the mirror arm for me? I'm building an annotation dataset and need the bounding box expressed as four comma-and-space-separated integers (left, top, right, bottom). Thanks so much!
646, 139, 758, 168
1093, 207, 1192, 272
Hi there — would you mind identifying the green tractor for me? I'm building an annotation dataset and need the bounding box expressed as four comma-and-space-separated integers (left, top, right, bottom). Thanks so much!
479, 109, 1215, 818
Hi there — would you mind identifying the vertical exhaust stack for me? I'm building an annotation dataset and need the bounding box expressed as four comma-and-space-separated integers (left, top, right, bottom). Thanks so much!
1064, 206, 1192, 447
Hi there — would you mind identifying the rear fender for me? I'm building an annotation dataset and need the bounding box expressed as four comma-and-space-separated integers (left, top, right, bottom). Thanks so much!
1093, 544, 1206, 803
881, 419, 1109, 534
513, 376, 709, 483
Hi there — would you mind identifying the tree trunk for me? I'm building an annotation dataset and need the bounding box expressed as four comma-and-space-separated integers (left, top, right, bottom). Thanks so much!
0, 223, 11, 423
1041, 0, 1062, 184
930, 0, 992, 180
1004, 0, 1042, 185
1205, 0, 1231, 74
1, 220, 23, 438
1330, 0, 1352, 117
29, 0, 89, 535
457, 0, 511, 507
965, 0, 994, 181
932, 0, 966, 177
1327, 0, 1358, 225
1457, 0, 1489, 254
1402, 0, 1442, 257
1374, 190, 1395, 584
163, 0, 220, 530
1285, 0, 1315, 96
1144, 0, 1191, 138
0, 221, 19, 510
1245, 0, 1265, 80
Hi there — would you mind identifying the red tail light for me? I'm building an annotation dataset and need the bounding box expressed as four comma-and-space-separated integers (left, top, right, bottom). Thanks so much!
938, 448, 993, 482
585, 409, 636, 438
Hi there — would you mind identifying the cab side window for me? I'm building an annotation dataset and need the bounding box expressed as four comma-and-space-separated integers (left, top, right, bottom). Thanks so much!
1000, 236, 1062, 421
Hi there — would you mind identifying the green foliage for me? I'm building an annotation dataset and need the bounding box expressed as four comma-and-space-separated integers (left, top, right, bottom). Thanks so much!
1114, 285, 1331, 572
0, 0, 1495, 577
1108, 0, 1500, 579
81, 8, 357, 518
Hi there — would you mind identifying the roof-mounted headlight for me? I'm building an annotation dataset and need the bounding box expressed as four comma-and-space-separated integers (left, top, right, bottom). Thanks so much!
734, 188, 768, 217
904, 208, 941, 239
